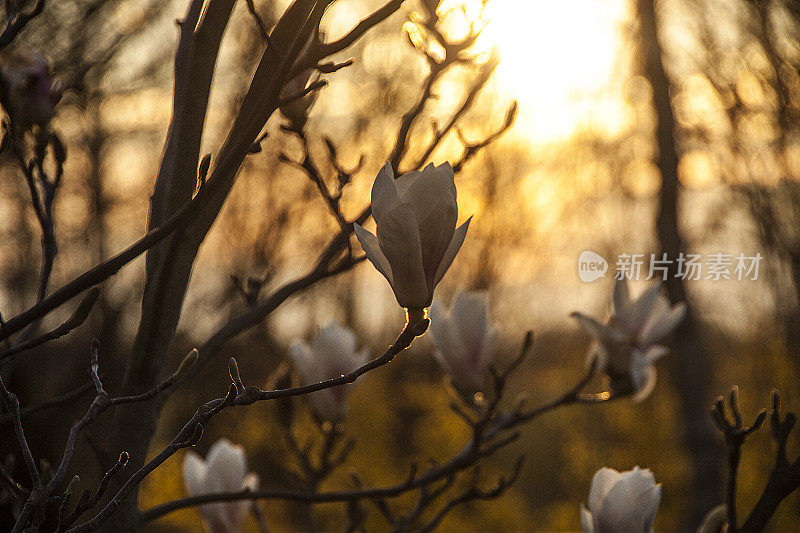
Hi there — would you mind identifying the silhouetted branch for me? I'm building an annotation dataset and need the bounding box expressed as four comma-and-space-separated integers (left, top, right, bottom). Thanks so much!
318, 0, 405, 58
452, 101, 517, 173
72, 317, 429, 532
280, 129, 349, 229
0, 172, 221, 342
0, 286, 100, 363
182, 253, 366, 384
0, 0, 45, 48
738, 391, 800, 533
10, 133, 66, 338
711, 387, 768, 530
140, 335, 606, 527
0, 381, 93, 424
419, 457, 524, 532
0, 376, 40, 489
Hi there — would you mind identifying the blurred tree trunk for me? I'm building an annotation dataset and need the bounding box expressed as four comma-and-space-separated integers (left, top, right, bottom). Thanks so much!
636, 0, 722, 527
746, 0, 800, 379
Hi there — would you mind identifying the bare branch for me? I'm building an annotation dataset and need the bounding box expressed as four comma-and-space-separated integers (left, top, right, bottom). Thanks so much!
0, 286, 100, 363
0, 0, 45, 48
319, 0, 405, 58
0, 382, 93, 425
0, 375, 41, 488
71, 316, 430, 532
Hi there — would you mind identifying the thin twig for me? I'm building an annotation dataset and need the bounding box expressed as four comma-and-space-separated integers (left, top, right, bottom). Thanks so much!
139, 336, 604, 525
0, 381, 93, 424
71, 317, 429, 532
0, 286, 100, 363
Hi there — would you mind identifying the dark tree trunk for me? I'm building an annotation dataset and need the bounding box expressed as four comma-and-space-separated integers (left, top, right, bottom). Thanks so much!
636, 0, 722, 527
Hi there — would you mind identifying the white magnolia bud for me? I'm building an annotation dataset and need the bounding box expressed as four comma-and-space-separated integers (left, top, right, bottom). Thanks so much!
355, 162, 471, 312
428, 290, 497, 395
289, 321, 369, 422
182, 439, 259, 533
581, 466, 661, 533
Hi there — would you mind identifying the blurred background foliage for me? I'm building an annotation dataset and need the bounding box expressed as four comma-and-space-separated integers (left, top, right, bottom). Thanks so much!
2, 0, 800, 530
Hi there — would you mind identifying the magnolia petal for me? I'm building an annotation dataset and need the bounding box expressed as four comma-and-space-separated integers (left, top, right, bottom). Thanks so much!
289, 341, 316, 383
597, 474, 648, 530
355, 347, 371, 368
312, 322, 359, 372
618, 467, 656, 496
630, 349, 656, 391
451, 291, 491, 363
400, 162, 457, 224
182, 451, 207, 497
643, 345, 670, 363
613, 279, 630, 316
417, 198, 457, 289
433, 217, 471, 287
354, 223, 394, 285
581, 504, 595, 533
395, 166, 426, 197
371, 163, 400, 222
243, 472, 260, 491
377, 202, 429, 308
607, 482, 660, 532
618, 283, 663, 335
588, 467, 660, 533
482, 325, 500, 373
588, 467, 622, 515
697, 505, 728, 533
640, 483, 662, 530
310, 388, 346, 422
291, 323, 368, 423
428, 300, 466, 376
571, 312, 615, 344
633, 365, 658, 402
206, 440, 247, 493
639, 302, 686, 347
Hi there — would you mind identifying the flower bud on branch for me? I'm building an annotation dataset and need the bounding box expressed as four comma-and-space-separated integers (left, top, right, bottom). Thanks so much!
428, 290, 498, 398
581, 466, 661, 533
182, 439, 259, 533
355, 162, 471, 313
289, 321, 370, 423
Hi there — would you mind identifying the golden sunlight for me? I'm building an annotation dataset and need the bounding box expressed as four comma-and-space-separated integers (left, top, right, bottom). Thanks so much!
479, 0, 631, 142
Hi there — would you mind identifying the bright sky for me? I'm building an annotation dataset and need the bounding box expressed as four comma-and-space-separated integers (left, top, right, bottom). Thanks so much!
478, 0, 631, 143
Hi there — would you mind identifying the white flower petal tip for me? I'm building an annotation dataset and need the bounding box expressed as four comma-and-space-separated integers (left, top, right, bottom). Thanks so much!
428, 290, 497, 396
289, 321, 369, 423
357, 162, 469, 309
181, 439, 258, 533
582, 466, 661, 533
697, 505, 728, 533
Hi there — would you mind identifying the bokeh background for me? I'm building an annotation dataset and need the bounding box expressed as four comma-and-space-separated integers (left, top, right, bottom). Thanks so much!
1, 0, 800, 530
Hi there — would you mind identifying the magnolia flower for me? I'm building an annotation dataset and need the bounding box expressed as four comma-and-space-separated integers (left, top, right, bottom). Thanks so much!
571, 279, 686, 400
428, 290, 498, 395
289, 321, 370, 422
0, 49, 62, 132
354, 162, 471, 313
581, 466, 662, 533
182, 439, 259, 533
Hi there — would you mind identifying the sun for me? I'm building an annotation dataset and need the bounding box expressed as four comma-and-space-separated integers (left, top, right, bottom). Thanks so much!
475, 0, 631, 142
